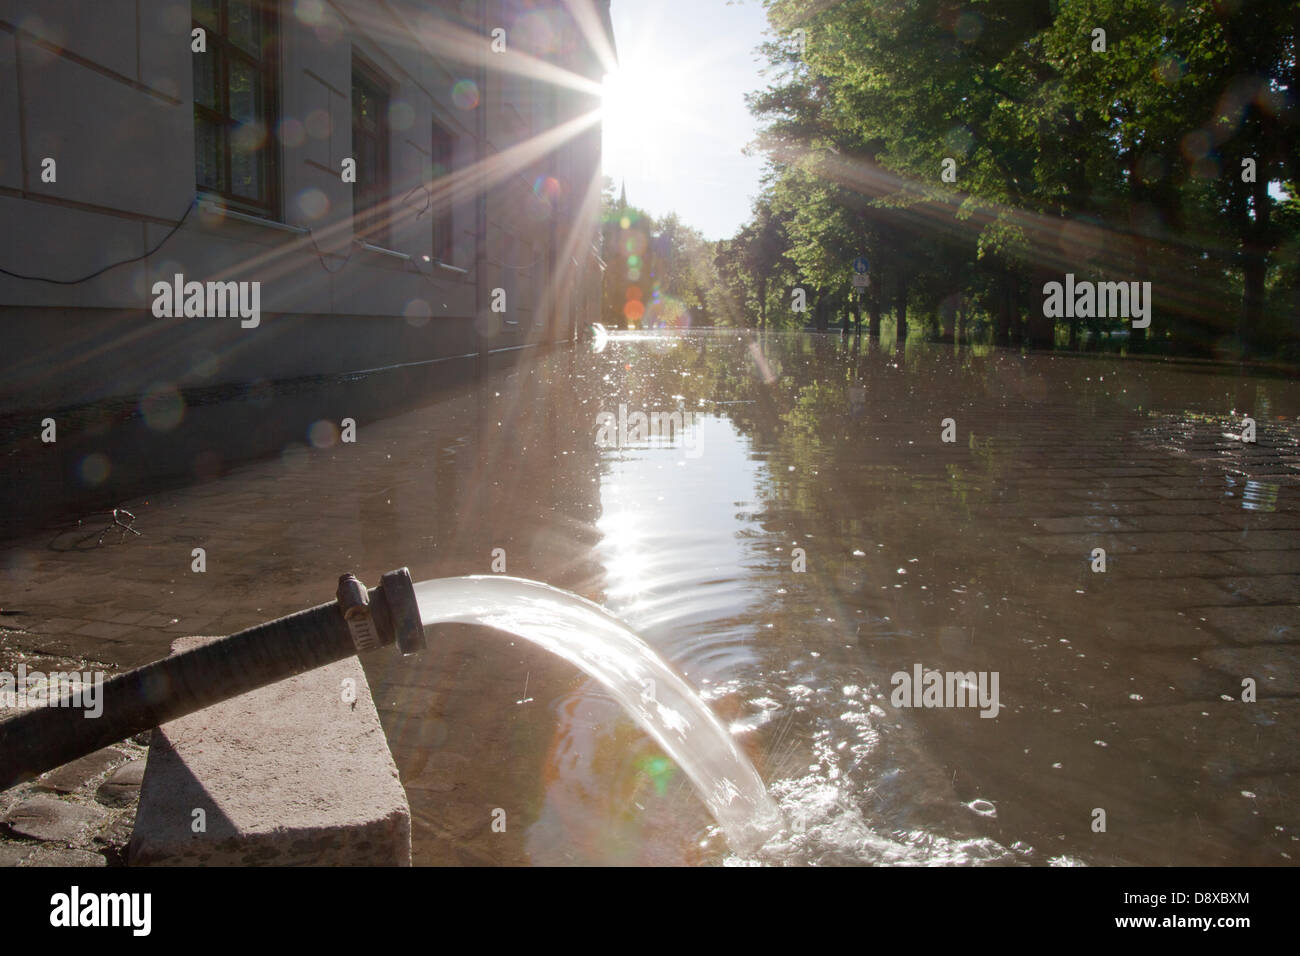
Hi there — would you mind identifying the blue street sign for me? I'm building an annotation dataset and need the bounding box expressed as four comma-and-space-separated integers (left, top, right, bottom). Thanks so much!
852, 256, 870, 274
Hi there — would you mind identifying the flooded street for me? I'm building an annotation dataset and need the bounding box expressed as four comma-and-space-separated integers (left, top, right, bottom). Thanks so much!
3, 331, 1298, 865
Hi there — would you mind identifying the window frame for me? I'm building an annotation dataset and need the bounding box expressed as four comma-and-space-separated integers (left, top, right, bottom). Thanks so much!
350, 53, 393, 247
192, 0, 282, 219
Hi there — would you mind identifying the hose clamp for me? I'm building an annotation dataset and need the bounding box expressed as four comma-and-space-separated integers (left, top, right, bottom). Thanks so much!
336, 574, 380, 652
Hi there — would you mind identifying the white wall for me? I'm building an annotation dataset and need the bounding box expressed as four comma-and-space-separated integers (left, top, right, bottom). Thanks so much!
0, 0, 607, 409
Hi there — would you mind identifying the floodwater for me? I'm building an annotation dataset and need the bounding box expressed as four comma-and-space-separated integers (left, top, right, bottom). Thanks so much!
4, 330, 1298, 865
372, 330, 1300, 866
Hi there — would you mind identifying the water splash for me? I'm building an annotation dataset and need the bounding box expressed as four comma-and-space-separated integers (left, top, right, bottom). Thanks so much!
413, 575, 782, 853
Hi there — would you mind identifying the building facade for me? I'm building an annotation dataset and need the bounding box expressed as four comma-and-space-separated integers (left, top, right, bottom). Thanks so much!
0, 0, 612, 413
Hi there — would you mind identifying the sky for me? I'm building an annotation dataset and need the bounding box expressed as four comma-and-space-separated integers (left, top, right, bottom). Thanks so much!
600, 0, 772, 241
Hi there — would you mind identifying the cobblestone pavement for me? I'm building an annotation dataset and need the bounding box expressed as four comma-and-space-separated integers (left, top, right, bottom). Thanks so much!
0, 662, 147, 866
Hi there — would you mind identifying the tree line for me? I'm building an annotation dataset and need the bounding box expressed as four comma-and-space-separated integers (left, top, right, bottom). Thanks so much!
605, 1, 1298, 358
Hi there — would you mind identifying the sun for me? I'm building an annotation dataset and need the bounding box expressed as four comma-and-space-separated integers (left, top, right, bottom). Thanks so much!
600, 68, 633, 114
600, 68, 647, 173
599, 63, 692, 182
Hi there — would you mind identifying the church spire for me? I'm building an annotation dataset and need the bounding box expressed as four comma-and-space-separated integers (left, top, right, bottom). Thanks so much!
618, 179, 627, 211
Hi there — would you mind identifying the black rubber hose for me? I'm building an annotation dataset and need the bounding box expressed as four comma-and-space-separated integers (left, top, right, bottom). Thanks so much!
1, 598, 360, 792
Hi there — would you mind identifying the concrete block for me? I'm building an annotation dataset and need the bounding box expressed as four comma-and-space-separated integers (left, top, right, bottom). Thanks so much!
128, 635, 410, 866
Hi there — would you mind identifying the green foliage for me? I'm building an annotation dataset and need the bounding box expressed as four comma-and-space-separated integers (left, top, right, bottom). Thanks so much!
735, 0, 1300, 356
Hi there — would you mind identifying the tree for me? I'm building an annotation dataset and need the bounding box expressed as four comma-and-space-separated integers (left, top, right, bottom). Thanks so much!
742, 0, 1299, 355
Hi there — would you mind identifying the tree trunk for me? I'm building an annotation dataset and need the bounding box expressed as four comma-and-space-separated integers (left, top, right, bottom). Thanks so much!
895, 273, 908, 345
1241, 253, 1267, 356
1127, 148, 1150, 353
1010, 277, 1023, 346
940, 295, 955, 343
995, 268, 1012, 346
1240, 173, 1272, 356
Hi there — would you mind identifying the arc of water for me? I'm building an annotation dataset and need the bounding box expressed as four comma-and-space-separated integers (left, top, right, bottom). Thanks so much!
413, 575, 782, 853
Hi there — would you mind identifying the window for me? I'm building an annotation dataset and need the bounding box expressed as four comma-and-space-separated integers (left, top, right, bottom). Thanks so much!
192, 0, 279, 217
351, 57, 391, 245
431, 120, 454, 262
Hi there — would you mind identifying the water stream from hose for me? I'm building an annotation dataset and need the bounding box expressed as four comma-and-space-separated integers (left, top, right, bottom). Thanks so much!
413, 575, 781, 853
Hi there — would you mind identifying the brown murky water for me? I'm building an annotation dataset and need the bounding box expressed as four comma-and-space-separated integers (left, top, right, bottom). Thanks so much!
4, 331, 1298, 865
390, 332, 1294, 868
370, 331, 1300, 865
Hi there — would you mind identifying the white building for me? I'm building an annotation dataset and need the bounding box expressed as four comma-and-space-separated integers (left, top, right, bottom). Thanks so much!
0, 0, 612, 412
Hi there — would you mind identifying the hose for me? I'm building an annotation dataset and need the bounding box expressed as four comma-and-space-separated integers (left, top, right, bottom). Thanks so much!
0, 568, 423, 792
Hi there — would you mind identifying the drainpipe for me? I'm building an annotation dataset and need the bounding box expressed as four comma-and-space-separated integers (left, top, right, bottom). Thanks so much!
0, 569, 424, 792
